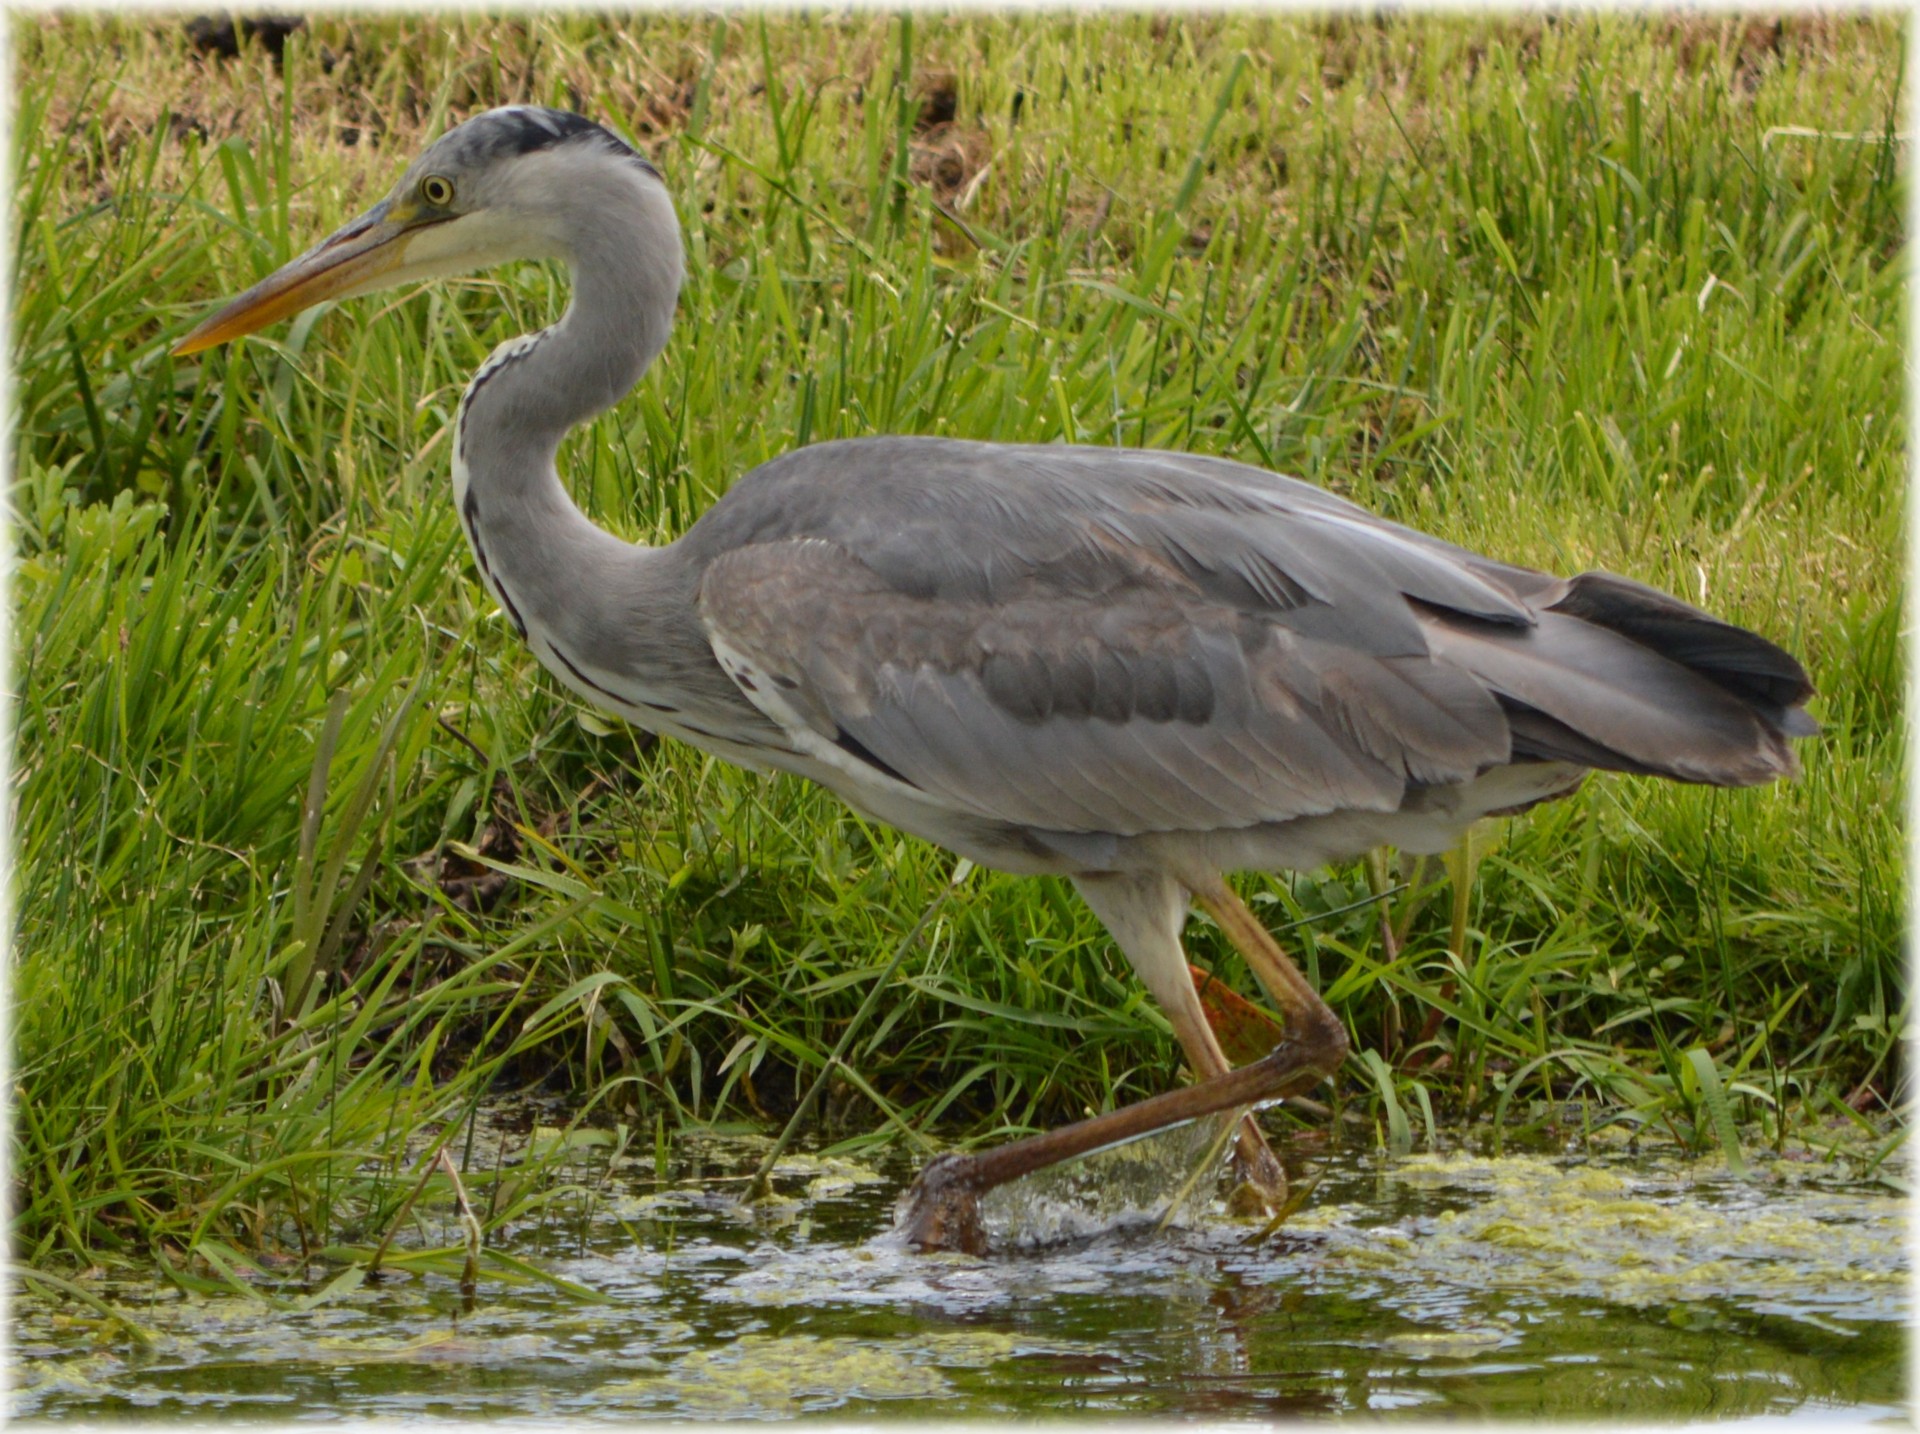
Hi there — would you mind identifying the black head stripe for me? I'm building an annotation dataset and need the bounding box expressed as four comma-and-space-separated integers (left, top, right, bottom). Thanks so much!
453, 106, 660, 178
492, 107, 608, 154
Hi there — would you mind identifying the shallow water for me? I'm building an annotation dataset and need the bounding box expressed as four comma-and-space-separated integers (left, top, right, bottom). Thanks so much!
11, 1124, 1909, 1422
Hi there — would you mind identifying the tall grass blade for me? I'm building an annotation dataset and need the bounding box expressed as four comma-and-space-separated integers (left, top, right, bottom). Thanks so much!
1686, 1048, 1751, 1178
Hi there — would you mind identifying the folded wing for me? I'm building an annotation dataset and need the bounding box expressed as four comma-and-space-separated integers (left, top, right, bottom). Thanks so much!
688, 442, 1811, 836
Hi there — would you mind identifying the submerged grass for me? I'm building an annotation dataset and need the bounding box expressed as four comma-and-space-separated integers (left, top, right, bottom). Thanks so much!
11, 13, 1907, 1271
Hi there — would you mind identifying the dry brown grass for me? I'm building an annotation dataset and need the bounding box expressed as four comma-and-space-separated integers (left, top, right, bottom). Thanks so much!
22, 13, 1902, 248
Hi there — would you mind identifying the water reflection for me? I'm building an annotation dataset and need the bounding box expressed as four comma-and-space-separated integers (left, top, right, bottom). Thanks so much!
11, 1129, 1909, 1421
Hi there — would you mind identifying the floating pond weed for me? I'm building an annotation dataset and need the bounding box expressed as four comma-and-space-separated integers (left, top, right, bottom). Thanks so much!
13, 1137, 1901, 1419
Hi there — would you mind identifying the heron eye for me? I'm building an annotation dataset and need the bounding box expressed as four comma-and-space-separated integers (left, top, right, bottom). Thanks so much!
420, 175, 455, 208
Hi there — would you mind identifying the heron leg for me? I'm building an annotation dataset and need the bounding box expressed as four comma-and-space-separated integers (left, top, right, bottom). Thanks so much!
1071, 872, 1289, 1203
896, 872, 1347, 1254
1187, 873, 1353, 1209
1186, 875, 1345, 1057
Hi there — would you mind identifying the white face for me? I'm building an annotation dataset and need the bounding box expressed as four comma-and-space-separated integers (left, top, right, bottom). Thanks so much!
332, 201, 565, 302
368, 116, 673, 295
354, 141, 584, 295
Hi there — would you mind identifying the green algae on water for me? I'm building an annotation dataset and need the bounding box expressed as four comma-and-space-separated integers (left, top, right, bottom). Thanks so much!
1290, 1152, 1906, 1325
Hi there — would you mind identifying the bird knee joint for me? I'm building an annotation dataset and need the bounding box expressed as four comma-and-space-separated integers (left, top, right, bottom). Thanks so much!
1314, 1011, 1351, 1072
1295, 1003, 1349, 1077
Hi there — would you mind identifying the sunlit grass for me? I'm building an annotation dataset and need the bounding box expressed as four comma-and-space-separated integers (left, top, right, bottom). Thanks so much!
11, 11, 1905, 1271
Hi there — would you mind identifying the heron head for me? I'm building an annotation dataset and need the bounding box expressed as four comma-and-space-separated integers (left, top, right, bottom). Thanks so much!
174, 107, 662, 355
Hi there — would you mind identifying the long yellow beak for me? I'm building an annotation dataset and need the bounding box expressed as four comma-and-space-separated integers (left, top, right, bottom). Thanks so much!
174, 199, 423, 355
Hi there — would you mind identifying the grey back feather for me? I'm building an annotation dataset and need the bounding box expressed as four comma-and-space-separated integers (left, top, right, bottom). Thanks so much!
683, 438, 1810, 838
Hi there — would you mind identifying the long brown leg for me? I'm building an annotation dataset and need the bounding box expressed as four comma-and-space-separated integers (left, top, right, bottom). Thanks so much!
1069, 873, 1289, 1201
1161, 969, 1291, 1209
896, 872, 1348, 1253
1188, 875, 1345, 1055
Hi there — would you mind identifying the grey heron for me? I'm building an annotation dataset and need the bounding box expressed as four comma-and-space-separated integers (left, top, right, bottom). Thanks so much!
176, 107, 1814, 1254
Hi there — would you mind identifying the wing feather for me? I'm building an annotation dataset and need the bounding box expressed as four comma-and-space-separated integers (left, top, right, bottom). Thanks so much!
697, 536, 1508, 835
678, 439, 1811, 835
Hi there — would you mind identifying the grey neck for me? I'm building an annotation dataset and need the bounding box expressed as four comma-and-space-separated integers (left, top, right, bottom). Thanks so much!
450, 163, 686, 649
455, 165, 682, 499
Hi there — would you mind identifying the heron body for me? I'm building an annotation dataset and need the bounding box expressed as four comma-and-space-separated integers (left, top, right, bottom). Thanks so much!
179, 107, 1814, 1253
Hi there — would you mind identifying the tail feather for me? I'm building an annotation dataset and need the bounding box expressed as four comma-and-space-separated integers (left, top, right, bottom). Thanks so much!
1549, 571, 1816, 727
1420, 595, 1810, 787
1498, 701, 1666, 777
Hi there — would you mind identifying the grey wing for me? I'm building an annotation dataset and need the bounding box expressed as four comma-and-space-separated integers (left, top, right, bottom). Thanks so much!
695, 538, 1512, 836
689, 441, 1810, 836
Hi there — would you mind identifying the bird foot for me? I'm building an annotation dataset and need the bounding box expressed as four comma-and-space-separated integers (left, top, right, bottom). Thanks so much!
1226, 1125, 1289, 1217
1225, 1179, 1284, 1218
894, 1152, 988, 1255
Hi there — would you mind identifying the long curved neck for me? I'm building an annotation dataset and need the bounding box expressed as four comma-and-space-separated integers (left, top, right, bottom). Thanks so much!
450, 163, 684, 649
439, 146, 784, 757
453, 163, 680, 509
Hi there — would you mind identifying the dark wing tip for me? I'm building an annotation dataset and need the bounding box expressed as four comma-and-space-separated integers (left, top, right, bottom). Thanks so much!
1550, 570, 1815, 715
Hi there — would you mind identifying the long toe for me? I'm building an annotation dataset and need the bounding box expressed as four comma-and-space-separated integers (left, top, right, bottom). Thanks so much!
895, 1152, 989, 1255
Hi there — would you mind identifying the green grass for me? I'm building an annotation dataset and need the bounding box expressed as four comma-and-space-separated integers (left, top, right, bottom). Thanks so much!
11, 12, 1906, 1272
